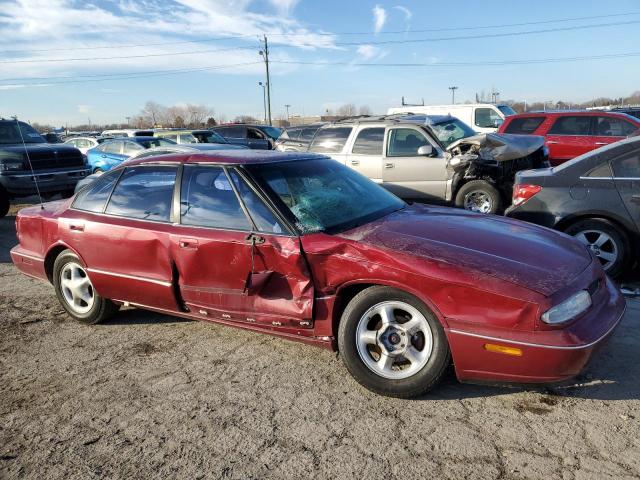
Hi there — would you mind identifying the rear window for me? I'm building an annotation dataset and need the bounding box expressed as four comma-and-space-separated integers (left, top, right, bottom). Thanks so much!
548, 116, 591, 135
504, 117, 545, 134
309, 127, 352, 153
72, 169, 121, 213
594, 117, 638, 137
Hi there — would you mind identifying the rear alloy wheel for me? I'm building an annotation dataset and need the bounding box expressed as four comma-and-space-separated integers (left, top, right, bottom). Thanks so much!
455, 180, 502, 214
53, 250, 119, 324
338, 286, 450, 398
565, 219, 629, 278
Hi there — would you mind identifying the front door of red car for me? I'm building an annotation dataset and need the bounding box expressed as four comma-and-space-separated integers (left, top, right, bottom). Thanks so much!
545, 115, 594, 165
170, 164, 314, 328
591, 115, 639, 152
64, 165, 180, 311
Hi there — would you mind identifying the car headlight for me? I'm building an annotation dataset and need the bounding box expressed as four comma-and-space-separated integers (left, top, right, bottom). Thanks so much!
541, 290, 592, 325
0, 162, 24, 172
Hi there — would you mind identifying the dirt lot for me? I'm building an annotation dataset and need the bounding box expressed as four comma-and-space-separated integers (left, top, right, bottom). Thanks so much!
1, 205, 639, 480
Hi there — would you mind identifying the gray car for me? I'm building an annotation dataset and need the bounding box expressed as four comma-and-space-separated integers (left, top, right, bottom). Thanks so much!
506, 136, 640, 277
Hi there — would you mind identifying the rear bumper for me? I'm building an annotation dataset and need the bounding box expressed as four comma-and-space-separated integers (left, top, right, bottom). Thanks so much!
505, 204, 559, 229
448, 276, 625, 384
0, 168, 90, 196
10, 245, 47, 281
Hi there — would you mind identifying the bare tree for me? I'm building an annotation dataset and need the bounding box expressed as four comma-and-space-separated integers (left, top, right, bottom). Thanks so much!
337, 103, 356, 117
140, 101, 166, 127
358, 105, 372, 115
234, 115, 259, 123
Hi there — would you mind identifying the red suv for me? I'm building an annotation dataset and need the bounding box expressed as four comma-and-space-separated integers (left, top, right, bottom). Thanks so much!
498, 111, 640, 166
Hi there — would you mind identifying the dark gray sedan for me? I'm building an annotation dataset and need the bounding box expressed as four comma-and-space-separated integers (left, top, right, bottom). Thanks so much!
506, 136, 639, 277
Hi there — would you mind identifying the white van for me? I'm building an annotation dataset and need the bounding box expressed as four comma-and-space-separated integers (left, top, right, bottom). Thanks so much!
387, 103, 516, 133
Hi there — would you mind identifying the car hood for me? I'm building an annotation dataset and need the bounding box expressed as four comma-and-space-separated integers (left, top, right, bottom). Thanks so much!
447, 133, 545, 161
339, 204, 590, 296
0, 143, 80, 156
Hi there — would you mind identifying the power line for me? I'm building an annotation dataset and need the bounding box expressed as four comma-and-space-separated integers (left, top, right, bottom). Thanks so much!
0, 62, 262, 85
332, 19, 640, 46
272, 51, 640, 67
0, 45, 257, 64
1, 11, 638, 55
3, 18, 638, 65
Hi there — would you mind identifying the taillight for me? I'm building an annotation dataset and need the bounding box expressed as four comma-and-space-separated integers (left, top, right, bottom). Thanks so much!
512, 184, 542, 206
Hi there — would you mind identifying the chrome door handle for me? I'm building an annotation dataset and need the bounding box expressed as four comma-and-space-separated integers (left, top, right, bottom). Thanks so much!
69, 223, 84, 232
179, 238, 198, 249
351, 159, 360, 166
384, 163, 394, 169
594, 142, 608, 146
546, 141, 558, 145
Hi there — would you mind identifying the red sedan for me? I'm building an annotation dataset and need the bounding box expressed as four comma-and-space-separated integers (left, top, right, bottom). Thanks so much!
498, 110, 640, 166
11, 151, 625, 397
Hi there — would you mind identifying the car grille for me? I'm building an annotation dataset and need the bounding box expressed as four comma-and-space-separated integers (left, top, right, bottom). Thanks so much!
26, 150, 85, 170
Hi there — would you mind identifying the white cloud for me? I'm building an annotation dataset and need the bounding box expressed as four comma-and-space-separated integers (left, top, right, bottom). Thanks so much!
77, 105, 91, 114
372, 5, 387, 34
393, 5, 412, 21
0, 0, 337, 83
356, 44, 384, 61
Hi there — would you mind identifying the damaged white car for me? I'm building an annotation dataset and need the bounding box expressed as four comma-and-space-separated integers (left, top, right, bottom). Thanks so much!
309, 114, 548, 214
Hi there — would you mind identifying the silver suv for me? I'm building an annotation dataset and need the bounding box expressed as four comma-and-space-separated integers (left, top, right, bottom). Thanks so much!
308, 114, 548, 214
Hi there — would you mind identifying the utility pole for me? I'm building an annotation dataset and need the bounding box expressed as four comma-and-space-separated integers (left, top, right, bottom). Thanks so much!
258, 82, 267, 124
125, 116, 130, 127
448, 86, 458, 104
259, 35, 272, 126
284, 104, 291, 123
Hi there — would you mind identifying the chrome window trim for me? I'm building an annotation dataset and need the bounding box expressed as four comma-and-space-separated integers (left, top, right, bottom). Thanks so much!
7, 169, 89, 178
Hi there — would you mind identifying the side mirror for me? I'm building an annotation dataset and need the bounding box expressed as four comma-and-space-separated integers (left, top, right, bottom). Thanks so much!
417, 145, 433, 156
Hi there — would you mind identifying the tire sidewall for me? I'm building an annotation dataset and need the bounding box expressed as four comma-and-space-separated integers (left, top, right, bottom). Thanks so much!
338, 286, 450, 397
53, 250, 104, 324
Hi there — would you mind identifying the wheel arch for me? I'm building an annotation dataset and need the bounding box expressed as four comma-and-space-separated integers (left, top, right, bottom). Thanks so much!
44, 242, 87, 284
555, 212, 635, 245
331, 280, 448, 340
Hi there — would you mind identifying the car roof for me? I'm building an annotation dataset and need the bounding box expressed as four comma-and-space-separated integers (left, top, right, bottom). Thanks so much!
509, 110, 640, 121
126, 150, 326, 167
323, 113, 456, 127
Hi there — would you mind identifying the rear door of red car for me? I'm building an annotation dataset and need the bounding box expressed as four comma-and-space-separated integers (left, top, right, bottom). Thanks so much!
66, 165, 180, 311
170, 164, 314, 327
544, 115, 594, 165
591, 115, 639, 151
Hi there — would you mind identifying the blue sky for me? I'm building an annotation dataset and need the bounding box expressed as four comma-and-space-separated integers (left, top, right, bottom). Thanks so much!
1, 0, 639, 126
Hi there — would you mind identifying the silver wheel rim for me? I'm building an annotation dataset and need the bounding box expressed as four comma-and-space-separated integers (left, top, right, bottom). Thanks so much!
60, 262, 95, 314
573, 229, 619, 271
356, 301, 433, 380
463, 190, 492, 213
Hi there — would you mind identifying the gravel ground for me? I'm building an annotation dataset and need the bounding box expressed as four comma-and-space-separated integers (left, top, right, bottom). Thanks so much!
1, 204, 639, 480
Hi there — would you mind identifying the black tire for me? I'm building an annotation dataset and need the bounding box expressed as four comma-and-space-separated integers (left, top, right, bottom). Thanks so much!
454, 180, 502, 214
564, 218, 630, 278
337, 286, 450, 398
53, 250, 119, 325
0, 187, 9, 218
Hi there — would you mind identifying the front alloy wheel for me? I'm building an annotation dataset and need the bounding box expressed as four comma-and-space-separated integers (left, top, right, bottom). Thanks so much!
338, 286, 450, 398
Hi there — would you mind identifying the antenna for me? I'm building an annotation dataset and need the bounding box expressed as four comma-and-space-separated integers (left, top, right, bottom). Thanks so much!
13, 116, 44, 210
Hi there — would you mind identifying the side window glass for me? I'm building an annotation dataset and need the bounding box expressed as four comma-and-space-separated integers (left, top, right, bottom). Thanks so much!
595, 117, 637, 137
387, 128, 429, 157
105, 166, 176, 222
228, 169, 286, 234
123, 141, 143, 155
72, 169, 121, 213
586, 162, 613, 178
352, 127, 385, 155
247, 128, 265, 139
180, 165, 251, 230
309, 127, 352, 153
474, 108, 503, 128
504, 117, 545, 134
611, 151, 640, 178
104, 141, 122, 154
548, 116, 591, 135
300, 128, 317, 140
